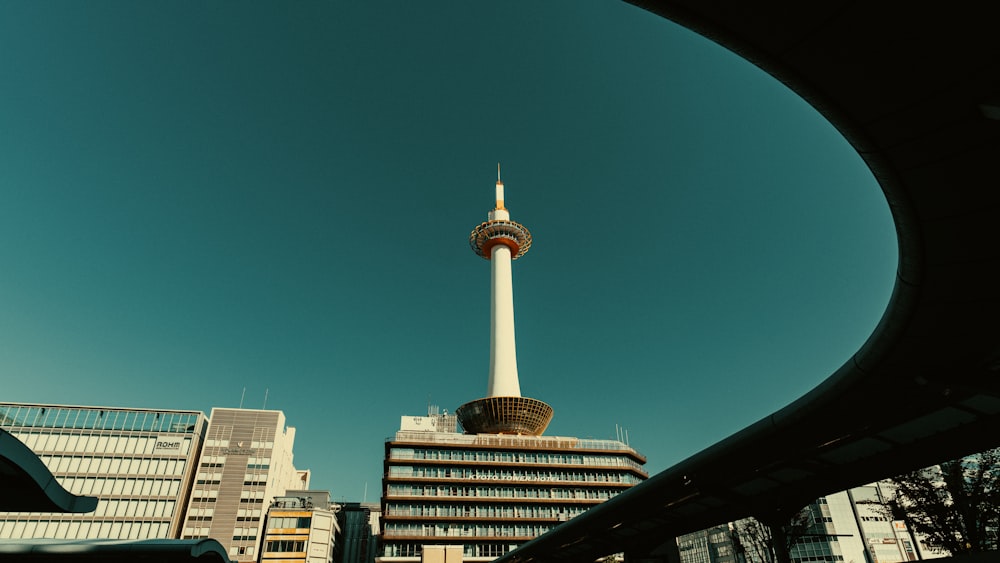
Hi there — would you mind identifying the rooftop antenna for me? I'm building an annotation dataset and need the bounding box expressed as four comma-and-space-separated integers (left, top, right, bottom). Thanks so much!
263, 388, 269, 410
239, 387, 246, 409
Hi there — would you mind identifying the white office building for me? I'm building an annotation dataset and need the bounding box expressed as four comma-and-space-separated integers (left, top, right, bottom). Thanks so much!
0, 402, 206, 540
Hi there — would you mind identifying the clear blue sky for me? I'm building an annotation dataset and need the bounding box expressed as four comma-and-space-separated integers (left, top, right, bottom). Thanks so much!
0, 2, 896, 503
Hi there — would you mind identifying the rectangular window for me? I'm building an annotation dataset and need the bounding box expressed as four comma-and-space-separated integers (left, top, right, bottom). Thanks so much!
266, 540, 306, 552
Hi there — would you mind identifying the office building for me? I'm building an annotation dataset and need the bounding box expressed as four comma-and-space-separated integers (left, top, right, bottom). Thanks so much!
676, 524, 739, 563
678, 482, 941, 563
338, 502, 381, 563
180, 407, 308, 562
0, 402, 206, 540
381, 413, 646, 561
378, 173, 646, 562
260, 490, 339, 563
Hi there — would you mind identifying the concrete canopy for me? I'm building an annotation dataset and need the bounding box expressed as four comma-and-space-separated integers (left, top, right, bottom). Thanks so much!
0, 429, 97, 514
0, 539, 231, 563
497, 1, 1000, 561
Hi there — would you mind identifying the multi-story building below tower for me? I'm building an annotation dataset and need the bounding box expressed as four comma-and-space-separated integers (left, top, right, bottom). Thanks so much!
180, 407, 307, 562
0, 402, 206, 540
380, 418, 646, 561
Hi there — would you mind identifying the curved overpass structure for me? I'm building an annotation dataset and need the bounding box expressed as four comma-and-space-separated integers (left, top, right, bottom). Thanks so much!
498, 1, 1000, 561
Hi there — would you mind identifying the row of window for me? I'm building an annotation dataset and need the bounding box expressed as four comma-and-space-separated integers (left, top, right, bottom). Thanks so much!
390, 448, 642, 471
91, 499, 177, 518
265, 540, 305, 553
186, 509, 260, 522
385, 503, 587, 520
195, 474, 268, 484
386, 484, 622, 500
0, 519, 171, 540
190, 497, 262, 506
17, 433, 193, 456
189, 488, 267, 501
382, 542, 517, 558
268, 516, 311, 529
202, 438, 274, 449
233, 526, 257, 538
58, 476, 182, 498
0, 404, 201, 434
387, 465, 641, 484
384, 522, 553, 538
41, 455, 187, 477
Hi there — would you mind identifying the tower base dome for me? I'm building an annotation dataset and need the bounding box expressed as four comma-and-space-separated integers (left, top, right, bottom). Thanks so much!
456, 396, 553, 436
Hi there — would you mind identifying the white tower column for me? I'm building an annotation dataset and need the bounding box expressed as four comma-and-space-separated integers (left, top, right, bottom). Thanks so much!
489, 243, 521, 397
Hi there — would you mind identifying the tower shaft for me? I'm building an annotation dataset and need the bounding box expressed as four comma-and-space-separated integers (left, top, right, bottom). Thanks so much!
489, 244, 521, 397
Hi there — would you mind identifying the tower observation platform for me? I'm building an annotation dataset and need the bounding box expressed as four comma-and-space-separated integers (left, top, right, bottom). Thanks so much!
456, 167, 553, 436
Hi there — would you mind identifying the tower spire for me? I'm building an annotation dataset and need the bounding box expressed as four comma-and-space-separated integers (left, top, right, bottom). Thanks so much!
495, 162, 505, 210
456, 168, 553, 436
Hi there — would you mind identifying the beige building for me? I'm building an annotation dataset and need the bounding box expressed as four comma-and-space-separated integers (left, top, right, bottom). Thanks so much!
260, 490, 339, 563
180, 407, 308, 562
0, 402, 206, 540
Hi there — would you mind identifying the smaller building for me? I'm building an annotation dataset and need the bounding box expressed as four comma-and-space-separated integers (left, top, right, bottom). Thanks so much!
260, 490, 340, 563
0, 402, 206, 541
676, 524, 740, 563
180, 407, 307, 562
337, 502, 381, 563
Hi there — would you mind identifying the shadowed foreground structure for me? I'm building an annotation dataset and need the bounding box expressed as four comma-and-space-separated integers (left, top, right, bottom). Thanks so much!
497, 1, 1000, 561
0, 428, 97, 514
0, 428, 229, 562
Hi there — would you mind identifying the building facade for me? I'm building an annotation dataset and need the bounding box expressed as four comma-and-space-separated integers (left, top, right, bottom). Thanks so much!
0, 402, 206, 540
678, 482, 941, 563
338, 502, 381, 563
260, 490, 340, 563
379, 413, 646, 562
676, 525, 740, 563
180, 407, 307, 562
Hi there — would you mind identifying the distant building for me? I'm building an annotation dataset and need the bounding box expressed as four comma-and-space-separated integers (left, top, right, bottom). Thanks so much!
0, 402, 206, 540
676, 524, 740, 563
338, 502, 381, 563
678, 482, 942, 563
260, 490, 340, 563
377, 174, 646, 562
179, 407, 307, 562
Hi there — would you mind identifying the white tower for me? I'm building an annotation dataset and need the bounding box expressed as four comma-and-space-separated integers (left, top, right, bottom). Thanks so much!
456, 167, 553, 435
485, 166, 524, 397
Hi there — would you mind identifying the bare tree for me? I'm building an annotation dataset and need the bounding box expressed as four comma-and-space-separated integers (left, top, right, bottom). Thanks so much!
887, 447, 1000, 555
732, 507, 812, 563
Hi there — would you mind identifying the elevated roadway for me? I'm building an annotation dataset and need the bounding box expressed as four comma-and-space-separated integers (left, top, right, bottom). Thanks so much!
498, 1, 1000, 561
